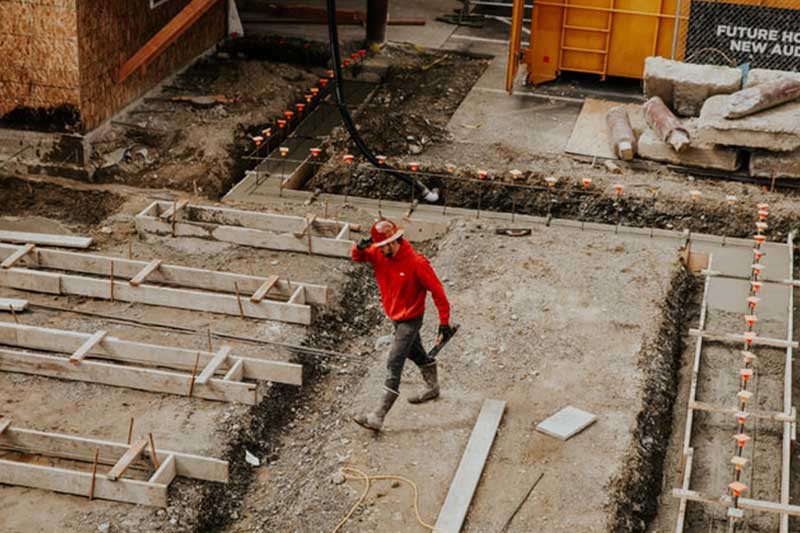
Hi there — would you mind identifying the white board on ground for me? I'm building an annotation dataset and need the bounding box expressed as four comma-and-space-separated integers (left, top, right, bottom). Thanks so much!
0, 230, 92, 249
536, 406, 597, 441
0, 298, 27, 312
434, 399, 506, 533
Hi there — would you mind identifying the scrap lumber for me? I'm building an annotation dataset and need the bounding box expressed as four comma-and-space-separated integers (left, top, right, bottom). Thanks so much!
107, 437, 148, 481
0, 298, 27, 312
688, 328, 798, 349
0, 418, 10, 434
135, 201, 355, 258
251, 275, 279, 303
195, 346, 231, 385
0, 230, 92, 249
0, 426, 228, 482
129, 259, 162, 286
159, 200, 189, 220
0, 347, 260, 404
149, 454, 177, 485
1, 243, 34, 269
726, 78, 800, 119
435, 399, 506, 533
643, 96, 690, 152
69, 330, 108, 365
0, 322, 302, 386
0, 243, 329, 305
606, 106, 636, 160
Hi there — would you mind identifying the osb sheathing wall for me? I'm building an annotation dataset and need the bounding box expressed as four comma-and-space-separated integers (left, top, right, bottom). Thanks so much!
76, 0, 227, 131
0, 0, 82, 125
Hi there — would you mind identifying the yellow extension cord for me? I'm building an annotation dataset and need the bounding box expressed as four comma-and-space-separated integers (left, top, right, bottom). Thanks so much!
332, 467, 437, 532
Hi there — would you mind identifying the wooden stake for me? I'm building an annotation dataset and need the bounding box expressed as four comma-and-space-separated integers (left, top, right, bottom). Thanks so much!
171, 200, 177, 236
148, 433, 160, 469
109, 260, 115, 302
188, 352, 200, 397
127, 239, 132, 260
207, 327, 213, 352
88, 447, 99, 500
9, 306, 18, 324
233, 282, 245, 319
127, 417, 134, 445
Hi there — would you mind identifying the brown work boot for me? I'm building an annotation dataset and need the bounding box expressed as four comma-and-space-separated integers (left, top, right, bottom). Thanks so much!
408, 363, 439, 404
353, 388, 399, 431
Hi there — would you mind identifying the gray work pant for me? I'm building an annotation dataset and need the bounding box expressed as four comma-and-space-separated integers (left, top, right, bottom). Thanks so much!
384, 316, 435, 394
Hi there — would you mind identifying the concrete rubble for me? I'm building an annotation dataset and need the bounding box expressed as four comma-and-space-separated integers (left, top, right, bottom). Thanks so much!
750, 148, 800, 178
638, 120, 740, 171
643, 96, 691, 152
725, 78, 800, 119
696, 94, 800, 151
745, 68, 800, 88
643, 56, 741, 117
606, 105, 636, 160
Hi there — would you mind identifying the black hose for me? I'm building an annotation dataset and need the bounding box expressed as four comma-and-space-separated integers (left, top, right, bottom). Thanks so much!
325, 0, 439, 203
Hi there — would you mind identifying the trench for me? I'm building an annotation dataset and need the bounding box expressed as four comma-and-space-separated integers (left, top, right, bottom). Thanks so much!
189, 265, 383, 532
608, 267, 696, 532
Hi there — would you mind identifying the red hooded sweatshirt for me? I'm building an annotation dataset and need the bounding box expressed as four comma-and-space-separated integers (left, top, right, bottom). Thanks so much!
352, 239, 450, 325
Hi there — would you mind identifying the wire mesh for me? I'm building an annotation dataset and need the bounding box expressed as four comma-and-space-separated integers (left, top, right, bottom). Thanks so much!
672, 0, 800, 71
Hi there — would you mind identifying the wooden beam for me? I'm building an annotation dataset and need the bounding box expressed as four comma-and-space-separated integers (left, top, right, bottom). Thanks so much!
223, 359, 244, 381
135, 201, 355, 258
148, 454, 176, 485
0, 243, 329, 305
129, 259, 162, 287
435, 399, 506, 533
0, 458, 168, 507
689, 400, 794, 422
0, 322, 302, 386
0, 267, 312, 324
250, 275, 279, 303
288, 285, 306, 305
688, 328, 799, 349
1, 243, 34, 269
118, 0, 221, 83
159, 200, 189, 220
195, 346, 231, 385
0, 426, 227, 482
672, 488, 800, 516
0, 230, 92, 249
0, 348, 259, 404
107, 437, 148, 481
69, 330, 108, 365
0, 298, 27, 312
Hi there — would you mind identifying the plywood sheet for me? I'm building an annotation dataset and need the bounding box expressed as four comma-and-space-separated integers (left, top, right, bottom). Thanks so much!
565, 97, 646, 159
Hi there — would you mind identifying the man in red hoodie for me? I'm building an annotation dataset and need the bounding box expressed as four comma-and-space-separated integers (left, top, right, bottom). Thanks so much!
351, 219, 454, 431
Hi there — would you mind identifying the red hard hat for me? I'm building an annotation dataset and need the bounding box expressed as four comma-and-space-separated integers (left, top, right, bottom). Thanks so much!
371, 219, 403, 247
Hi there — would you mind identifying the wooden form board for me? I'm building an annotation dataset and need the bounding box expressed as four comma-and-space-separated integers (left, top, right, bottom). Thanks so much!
135, 201, 356, 258
0, 424, 228, 507
0, 230, 92, 249
0, 322, 302, 386
0, 298, 27, 312
435, 399, 506, 533
0, 244, 328, 325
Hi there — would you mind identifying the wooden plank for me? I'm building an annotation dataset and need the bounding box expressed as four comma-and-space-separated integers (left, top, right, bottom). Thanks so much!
0, 418, 10, 434
148, 454, 176, 485
672, 488, 800, 516
251, 275, 279, 303
69, 330, 108, 365
0, 459, 168, 507
1, 243, 34, 269
0, 243, 329, 305
159, 199, 189, 220
0, 348, 259, 404
195, 346, 231, 385
0, 427, 227, 482
129, 259, 162, 287
688, 328, 798, 349
435, 399, 506, 533
223, 359, 244, 381
0, 298, 28, 312
107, 437, 148, 481
689, 400, 794, 422
288, 286, 305, 305
0, 322, 302, 386
0, 230, 92, 249
1, 268, 312, 324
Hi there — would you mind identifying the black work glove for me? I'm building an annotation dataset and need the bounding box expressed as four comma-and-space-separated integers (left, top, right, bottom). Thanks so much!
437, 324, 454, 346
357, 237, 373, 250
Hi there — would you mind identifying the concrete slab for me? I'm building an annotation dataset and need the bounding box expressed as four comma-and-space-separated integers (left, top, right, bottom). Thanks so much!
536, 406, 597, 441
637, 122, 740, 171
643, 57, 742, 117
745, 68, 800, 88
696, 94, 800, 151
750, 147, 800, 178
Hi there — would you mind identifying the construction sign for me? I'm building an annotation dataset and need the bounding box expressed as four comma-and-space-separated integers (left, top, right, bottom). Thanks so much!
686, 0, 800, 70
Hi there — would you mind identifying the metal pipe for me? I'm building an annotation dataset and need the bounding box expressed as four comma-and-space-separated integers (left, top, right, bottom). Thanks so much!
366, 0, 389, 45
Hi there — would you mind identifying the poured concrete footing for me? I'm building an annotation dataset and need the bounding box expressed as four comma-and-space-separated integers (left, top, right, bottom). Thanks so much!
0, 128, 93, 180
